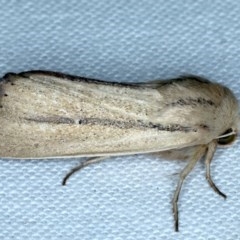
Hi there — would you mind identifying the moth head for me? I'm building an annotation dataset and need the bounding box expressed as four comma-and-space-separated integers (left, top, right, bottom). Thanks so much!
217, 128, 237, 146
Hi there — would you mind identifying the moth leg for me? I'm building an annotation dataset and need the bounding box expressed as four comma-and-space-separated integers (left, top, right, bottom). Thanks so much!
205, 141, 227, 198
62, 156, 109, 185
172, 145, 206, 231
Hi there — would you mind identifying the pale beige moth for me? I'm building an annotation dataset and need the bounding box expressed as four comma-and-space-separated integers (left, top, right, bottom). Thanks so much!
0, 71, 239, 231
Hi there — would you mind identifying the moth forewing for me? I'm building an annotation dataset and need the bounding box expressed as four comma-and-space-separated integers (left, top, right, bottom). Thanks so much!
0, 71, 239, 231
0, 71, 219, 159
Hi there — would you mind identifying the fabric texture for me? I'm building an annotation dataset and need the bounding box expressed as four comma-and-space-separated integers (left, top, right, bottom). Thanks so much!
0, 1, 239, 239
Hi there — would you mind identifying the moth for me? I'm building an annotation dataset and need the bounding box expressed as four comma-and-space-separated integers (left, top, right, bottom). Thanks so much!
0, 71, 239, 231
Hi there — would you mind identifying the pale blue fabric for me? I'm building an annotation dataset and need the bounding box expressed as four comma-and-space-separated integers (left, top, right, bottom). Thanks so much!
0, 1, 239, 239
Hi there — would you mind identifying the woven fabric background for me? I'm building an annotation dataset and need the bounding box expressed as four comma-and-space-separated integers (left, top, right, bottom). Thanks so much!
0, 1, 239, 239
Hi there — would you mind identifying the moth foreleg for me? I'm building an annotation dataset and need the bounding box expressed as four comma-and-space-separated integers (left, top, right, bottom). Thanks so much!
172, 145, 206, 231
205, 141, 227, 198
62, 156, 109, 185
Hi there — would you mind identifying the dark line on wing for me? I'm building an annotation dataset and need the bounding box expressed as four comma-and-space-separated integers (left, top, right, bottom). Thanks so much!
2, 71, 213, 93
158, 75, 211, 86
25, 116, 75, 124
78, 118, 196, 132
168, 97, 215, 107
25, 116, 197, 133
7, 70, 142, 88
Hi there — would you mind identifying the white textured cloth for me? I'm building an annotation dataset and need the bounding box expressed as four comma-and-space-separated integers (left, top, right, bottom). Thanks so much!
0, 1, 239, 239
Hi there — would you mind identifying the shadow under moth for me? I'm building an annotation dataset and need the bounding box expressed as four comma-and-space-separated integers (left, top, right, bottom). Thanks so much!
0, 70, 239, 231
